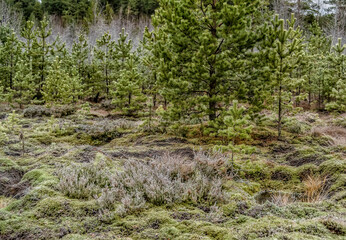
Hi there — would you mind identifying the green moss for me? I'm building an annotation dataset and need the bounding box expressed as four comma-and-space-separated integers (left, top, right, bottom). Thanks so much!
329, 174, 346, 193
198, 224, 231, 239
293, 220, 330, 236
239, 160, 271, 180
159, 226, 182, 238
319, 159, 346, 177
287, 203, 323, 219
32, 133, 54, 145
6, 186, 59, 211
271, 165, 297, 181
320, 217, 346, 236
22, 169, 57, 186
0, 158, 19, 170
222, 202, 238, 217
297, 164, 319, 180
62, 234, 92, 240
235, 216, 294, 239
34, 196, 67, 218
33, 197, 100, 219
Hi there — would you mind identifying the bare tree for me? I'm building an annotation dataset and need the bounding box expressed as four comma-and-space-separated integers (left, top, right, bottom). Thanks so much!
0, 0, 23, 32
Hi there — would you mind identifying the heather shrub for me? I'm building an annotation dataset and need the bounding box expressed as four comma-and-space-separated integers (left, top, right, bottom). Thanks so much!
56, 161, 111, 199
75, 120, 122, 144
23, 105, 76, 118
57, 151, 229, 215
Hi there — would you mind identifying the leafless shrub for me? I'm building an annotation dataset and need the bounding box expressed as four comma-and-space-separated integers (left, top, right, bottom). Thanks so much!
57, 151, 229, 215
0, 0, 23, 32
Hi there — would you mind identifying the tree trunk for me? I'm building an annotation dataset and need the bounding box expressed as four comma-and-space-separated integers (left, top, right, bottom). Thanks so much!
278, 84, 282, 139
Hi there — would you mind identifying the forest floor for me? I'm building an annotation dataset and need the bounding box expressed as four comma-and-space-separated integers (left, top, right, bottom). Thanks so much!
0, 104, 345, 240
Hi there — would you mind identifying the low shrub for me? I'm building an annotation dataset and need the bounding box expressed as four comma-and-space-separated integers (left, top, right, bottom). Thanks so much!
57, 151, 229, 215
23, 105, 76, 118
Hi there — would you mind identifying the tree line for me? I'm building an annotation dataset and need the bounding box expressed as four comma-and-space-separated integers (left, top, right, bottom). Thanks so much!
0, 0, 345, 139
5, 1, 345, 40
6, 0, 158, 22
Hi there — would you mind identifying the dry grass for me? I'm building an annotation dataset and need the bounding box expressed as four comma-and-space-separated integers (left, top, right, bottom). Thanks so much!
271, 192, 294, 206
0, 197, 11, 209
311, 126, 346, 146
303, 174, 327, 203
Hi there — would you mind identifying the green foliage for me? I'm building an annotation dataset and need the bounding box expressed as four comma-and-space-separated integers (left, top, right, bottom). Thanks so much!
112, 55, 146, 116
147, 0, 262, 123
305, 22, 332, 109
259, 14, 304, 138
33, 16, 54, 99
42, 58, 82, 104
72, 34, 90, 97
0, 29, 22, 101
218, 101, 253, 146
92, 32, 116, 99
326, 39, 346, 112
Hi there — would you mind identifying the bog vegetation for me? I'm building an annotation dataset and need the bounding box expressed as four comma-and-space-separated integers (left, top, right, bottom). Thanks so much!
0, 0, 345, 239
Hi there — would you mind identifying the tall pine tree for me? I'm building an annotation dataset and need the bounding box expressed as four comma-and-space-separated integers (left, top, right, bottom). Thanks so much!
146, 0, 261, 124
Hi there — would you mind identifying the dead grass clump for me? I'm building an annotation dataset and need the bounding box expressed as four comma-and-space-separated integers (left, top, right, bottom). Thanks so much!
303, 174, 327, 203
271, 192, 294, 206
0, 197, 11, 208
311, 126, 346, 146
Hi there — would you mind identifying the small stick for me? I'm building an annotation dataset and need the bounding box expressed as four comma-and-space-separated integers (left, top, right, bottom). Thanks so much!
19, 130, 25, 156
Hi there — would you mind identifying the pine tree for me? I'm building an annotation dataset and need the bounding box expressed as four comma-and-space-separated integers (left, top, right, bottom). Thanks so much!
42, 58, 82, 104
112, 55, 146, 116
8, 20, 39, 107
146, 0, 261, 124
72, 34, 89, 85
33, 16, 54, 99
305, 22, 332, 109
326, 38, 346, 112
217, 100, 254, 165
104, 2, 115, 24
218, 100, 253, 147
260, 14, 304, 138
141, 31, 159, 108
114, 29, 132, 70
0, 30, 22, 92
12, 60, 36, 108
93, 32, 116, 99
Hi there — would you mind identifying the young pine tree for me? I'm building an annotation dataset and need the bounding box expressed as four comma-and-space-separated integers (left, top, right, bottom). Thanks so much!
326, 39, 346, 112
12, 60, 36, 108
72, 34, 89, 88
0, 30, 22, 96
112, 55, 146, 116
114, 29, 132, 70
11, 20, 39, 107
217, 100, 254, 164
33, 16, 54, 99
260, 14, 304, 138
305, 22, 332, 109
93, 32, 116, 99
218, 101, 253, 147
42, 58, 82, 104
